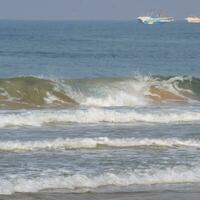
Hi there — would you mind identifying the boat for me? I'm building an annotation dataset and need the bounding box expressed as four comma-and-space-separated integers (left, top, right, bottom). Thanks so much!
137, 12, 174, 24
185, 17, 200, 23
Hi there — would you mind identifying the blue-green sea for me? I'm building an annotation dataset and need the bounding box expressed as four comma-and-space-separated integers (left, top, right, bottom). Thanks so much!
1, 20, 200, 200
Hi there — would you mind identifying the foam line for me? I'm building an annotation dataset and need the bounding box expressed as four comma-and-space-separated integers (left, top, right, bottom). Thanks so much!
0, 108, 200, 127
1, 166, 200, 194
1, 137, 200, 152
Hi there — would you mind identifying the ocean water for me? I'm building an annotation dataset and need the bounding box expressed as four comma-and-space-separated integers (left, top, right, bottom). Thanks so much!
1, 20, 200, 200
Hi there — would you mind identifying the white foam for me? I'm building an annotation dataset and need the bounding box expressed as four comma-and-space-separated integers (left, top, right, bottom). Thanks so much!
81, 78, 149, 107
1, 166, 200, 194
44, 92, 66, 105
1, 137, 200, 152
0, 108, 200, 127
61, 75, 193, 107
44, 92, 60, 104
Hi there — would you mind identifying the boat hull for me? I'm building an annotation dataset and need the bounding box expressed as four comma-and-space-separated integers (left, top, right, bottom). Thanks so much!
186, 17, 200, 23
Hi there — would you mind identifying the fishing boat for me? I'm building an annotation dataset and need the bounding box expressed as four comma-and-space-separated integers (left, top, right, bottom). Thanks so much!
185, 17, 200, 23
137, 12, 174, 24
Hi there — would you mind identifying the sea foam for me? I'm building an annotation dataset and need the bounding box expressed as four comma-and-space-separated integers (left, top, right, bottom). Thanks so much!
0, 108, 200, 127
1, 166, 200, 194
1, 137, 200, 152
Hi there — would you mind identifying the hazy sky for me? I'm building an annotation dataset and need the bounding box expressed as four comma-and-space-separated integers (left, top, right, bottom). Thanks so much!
0, 0, 199, 20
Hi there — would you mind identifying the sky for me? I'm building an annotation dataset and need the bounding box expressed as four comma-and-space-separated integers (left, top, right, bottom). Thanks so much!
0, 0, 199, 20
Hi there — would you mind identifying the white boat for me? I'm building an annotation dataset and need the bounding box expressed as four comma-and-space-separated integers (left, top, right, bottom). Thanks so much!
185, 17, 200, 23
137, 11, 174, 25
137, 16, 174, 24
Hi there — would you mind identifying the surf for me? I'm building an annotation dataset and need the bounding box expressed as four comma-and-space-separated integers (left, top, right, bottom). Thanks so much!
0, 75, 200, 109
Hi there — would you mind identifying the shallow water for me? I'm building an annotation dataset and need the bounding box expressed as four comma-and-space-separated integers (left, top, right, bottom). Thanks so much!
0, 20, 200, 199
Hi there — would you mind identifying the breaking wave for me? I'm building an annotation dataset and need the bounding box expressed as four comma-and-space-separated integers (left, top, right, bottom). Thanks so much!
1, 166, 200, 194
0, 75, 200, 109
1, 137, 200, 152
0, 107, 200, 127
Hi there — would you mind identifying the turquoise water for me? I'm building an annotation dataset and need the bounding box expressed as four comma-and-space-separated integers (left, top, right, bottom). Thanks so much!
1, 20, 200, 199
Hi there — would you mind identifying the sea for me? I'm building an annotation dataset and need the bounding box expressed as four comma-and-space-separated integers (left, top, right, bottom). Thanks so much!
0, 20, 200, 200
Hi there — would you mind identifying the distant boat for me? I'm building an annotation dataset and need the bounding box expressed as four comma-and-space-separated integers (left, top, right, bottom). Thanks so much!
185, 17, 200, 23
137, 12, 174, 24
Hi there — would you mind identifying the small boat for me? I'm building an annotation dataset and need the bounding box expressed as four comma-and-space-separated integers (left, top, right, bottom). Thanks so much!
137, 16, 174, 24
185, 17, 200, 23
137, 12, 174, 24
